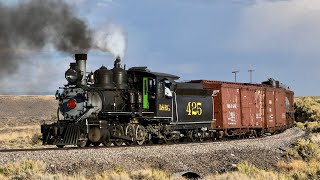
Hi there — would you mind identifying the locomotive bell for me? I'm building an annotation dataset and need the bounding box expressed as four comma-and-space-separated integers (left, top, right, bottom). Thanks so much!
88, 71, 95, 84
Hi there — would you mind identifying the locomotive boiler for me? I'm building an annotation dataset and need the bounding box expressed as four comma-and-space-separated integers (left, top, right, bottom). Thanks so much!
41, 54, 295, 147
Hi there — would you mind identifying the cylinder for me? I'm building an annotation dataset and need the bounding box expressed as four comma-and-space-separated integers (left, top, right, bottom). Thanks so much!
75, 54, 87, 86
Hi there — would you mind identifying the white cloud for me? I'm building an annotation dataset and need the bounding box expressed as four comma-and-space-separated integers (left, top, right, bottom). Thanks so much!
97, 0, 113, 7
229, 0, 320, 56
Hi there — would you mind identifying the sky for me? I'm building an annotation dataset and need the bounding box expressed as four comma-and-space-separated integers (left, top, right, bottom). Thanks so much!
0, 0, 319, 96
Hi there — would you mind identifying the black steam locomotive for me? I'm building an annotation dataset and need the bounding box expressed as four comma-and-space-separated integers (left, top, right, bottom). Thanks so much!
41, 54, 214, 147
41, 54, 294, 148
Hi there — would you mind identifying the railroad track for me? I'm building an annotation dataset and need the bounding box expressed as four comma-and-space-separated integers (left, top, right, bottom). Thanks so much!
0, 133, 272, 153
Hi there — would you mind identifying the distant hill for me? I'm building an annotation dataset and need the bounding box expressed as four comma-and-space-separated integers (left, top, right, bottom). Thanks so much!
0, 96, 58, 126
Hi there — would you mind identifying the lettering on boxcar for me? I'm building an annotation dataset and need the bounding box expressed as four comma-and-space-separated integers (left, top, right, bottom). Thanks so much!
159, 104, 171, 111
256, 113, 262, 119
255, 90, 264, 119
227, 103, 237, 109
227, 111, 236, 125
269, 114, 274, 121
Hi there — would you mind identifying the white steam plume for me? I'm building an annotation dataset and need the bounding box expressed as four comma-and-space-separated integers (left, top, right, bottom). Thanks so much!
94, 23, 127, 59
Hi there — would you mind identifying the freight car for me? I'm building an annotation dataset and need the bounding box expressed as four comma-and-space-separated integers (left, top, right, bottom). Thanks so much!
41, 54, 294, 147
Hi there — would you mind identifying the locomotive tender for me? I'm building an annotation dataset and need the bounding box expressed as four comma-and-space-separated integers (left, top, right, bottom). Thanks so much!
41, 54, 295, 147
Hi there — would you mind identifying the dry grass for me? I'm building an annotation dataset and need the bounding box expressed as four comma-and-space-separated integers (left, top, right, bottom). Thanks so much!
235, 161, 288, 180
309, 133, 320, 144
0, 125, 39, 139
294, 121, 320, 133
204, 172, 252, 180
0, 95, 59, 149
1, 158, 319, 180
0, 160, 45, 179
0, 161, 179, 180
285, 138, 320, 161
277, 160, 320, 180
215, 159, 320, 180
277, 160, 308, 171
0, 159, 45, 176
295, 96, 320, 122
0, 160, 89, 180
94, 168, 171, 180
0, 125, 43, 149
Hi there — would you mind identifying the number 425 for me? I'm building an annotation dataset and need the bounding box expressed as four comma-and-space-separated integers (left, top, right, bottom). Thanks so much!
186, 102, 202, 116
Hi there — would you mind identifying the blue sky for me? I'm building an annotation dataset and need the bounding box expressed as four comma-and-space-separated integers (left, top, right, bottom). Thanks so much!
1, 0, 319, 96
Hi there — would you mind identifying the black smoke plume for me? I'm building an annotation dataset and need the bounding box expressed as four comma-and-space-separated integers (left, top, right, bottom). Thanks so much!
0, 0, 92, 75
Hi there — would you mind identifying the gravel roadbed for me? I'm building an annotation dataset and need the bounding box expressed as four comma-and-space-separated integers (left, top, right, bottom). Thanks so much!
0, 127, 305, 176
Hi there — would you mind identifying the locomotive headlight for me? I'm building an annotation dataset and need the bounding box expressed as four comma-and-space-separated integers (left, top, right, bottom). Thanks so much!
65, 68, 79, 83
67, 99, 77, 109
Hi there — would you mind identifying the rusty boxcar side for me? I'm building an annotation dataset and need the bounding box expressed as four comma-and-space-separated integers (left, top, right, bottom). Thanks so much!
191, 80, 294, 132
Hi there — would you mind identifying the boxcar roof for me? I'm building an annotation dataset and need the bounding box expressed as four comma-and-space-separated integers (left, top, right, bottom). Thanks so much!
189, 80, 293, 92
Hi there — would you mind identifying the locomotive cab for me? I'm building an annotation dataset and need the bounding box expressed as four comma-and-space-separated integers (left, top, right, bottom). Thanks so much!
127, 67, 179, 120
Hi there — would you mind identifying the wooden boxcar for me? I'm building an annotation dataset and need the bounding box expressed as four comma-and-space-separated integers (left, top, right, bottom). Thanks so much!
189, 80, 294, 133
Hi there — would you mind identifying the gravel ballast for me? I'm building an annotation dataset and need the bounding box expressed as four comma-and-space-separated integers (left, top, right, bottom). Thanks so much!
0, 127, 305, 176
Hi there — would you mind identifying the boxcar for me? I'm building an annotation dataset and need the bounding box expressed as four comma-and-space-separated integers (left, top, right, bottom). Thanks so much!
189, 80, 294, 134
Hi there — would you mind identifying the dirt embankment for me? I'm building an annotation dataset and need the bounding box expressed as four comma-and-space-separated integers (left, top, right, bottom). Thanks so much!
0, 128, 305, 177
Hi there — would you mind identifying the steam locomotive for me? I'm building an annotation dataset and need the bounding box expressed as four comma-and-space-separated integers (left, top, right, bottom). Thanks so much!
41, 54, 295, 147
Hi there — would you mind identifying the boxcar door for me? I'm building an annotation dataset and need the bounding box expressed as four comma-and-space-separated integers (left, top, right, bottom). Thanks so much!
223, 87, 241, 128
240, 88, 255, 127
275, 90, 286, 127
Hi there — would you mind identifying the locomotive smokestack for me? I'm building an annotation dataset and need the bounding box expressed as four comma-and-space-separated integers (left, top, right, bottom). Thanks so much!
75, 54, 87, 86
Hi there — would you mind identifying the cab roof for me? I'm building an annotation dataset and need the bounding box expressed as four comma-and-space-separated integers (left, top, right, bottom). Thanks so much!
128, 66, 180, 80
